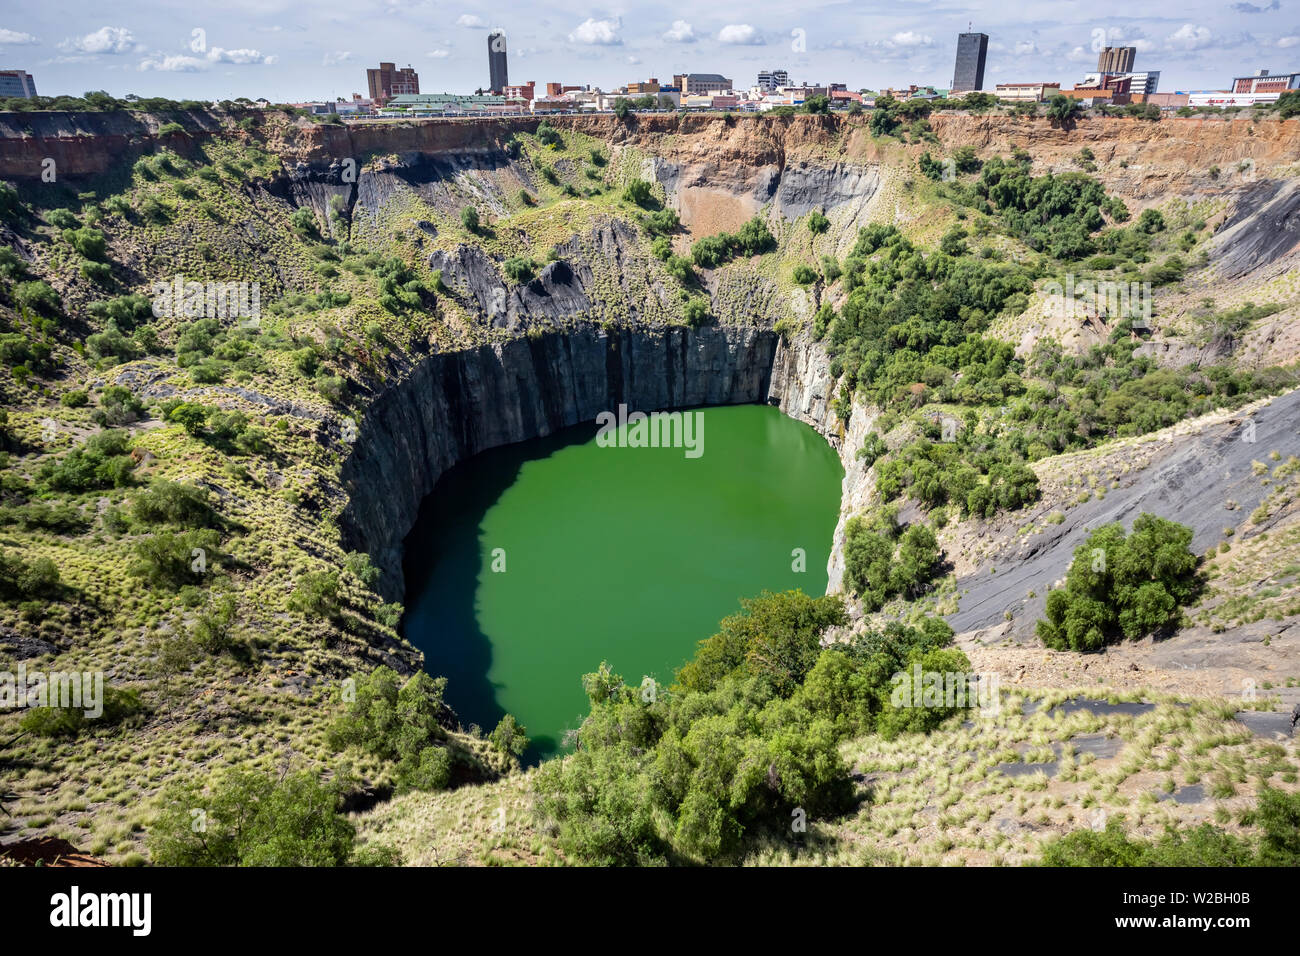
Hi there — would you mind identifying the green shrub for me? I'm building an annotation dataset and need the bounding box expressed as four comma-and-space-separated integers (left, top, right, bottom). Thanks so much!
20, 686, 145, 738
13, 280, 61, 316
289, 569, 341, 619
39, 430, 135, 491
149, 770, 357, 866
1036, 513, 1199, 651
489, 714, 530, 757
130, 529, 221, 589
503, 257, 536, 283
327, 666, 454, 792
622, 179, 655, 208
682, 296, 710, 328
843, 510, 942, 611
131, 479, 217, 528
0, 549, 62, 601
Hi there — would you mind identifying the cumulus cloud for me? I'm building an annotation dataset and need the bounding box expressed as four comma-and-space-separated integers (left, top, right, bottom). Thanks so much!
139, 54, 206, 72
457, 14, 488, 28
427, 49, 451, 58
888, 30, 933, 48
1233, 0, 1280, 11
1166, 23, 1213, 50
207, 47, 276, 65
0, 29, 38, 45
626, 54, 640, 64
60, 26, 137, 55
663, 19, 695, 43
718, 24, 763, 45
1013, 40, 1039, 55
1279, 34, 1300, 47
322, 50, 351, 66
569, 17, 621, 45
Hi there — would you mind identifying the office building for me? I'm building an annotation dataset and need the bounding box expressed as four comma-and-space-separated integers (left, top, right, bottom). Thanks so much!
366, 62, 419, 104
1097, 47, 1136, 73
952, 32, 989, 92
757, 69, 789, 92
0, 69, 37, 99
488, 31, 508, 94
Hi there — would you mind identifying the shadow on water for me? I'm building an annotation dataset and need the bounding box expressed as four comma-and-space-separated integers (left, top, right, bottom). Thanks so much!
401, 421, 599, 765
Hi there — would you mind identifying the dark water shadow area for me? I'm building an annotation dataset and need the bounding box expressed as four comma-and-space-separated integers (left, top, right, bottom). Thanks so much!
401, 420, 599, 762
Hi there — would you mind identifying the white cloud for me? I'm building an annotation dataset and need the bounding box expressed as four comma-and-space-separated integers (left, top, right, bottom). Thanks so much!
427, 49, 451, 58
1278, 34, 1300, 48
626, 54, 640, 64
888, 31, 933, 48
139, 54, 206, 72
0, 29, 38, 45
1066, 45, 1092, 62
60, 26, 137, 55
569, 17, 621, 45
1166, 24, 1213, 50
663, 19, 695, 43
457, 14, 488, 28
1014, 40, 1038, 56
718, 24, 763, 45
322, 50, 352, 66
207, 47, 276, 65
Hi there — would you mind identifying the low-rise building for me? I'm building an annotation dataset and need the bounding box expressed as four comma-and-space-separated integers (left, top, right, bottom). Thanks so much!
503, 81, 535, 102
995, 82, 1061, 102
531, 95, 574, 113
1187, 89, 1288, 107
1082, 70, 1159, 96
1231, 70, 1300, 94
673, 73, 732, 95
380, 92, 508, 115
1132, 92, 1189, 109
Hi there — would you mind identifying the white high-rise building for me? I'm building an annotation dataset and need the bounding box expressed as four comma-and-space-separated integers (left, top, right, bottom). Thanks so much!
757, 70, 789, 92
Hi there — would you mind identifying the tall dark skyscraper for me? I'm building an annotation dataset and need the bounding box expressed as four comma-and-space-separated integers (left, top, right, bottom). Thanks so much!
488, 31, 508, 94
951, 32, 989, 92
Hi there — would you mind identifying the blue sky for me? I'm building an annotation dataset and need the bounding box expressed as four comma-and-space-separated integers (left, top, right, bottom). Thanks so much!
1, 1, 1297, 101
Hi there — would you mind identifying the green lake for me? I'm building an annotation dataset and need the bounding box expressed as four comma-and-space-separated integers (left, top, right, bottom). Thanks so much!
401, 402, 844, 761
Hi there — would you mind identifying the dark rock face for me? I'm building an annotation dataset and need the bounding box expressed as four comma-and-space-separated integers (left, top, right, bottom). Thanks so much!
774, 161, 881, 219
1209, 178, 1300, 279
429, 220, 677, 331
339, 323, 781, 601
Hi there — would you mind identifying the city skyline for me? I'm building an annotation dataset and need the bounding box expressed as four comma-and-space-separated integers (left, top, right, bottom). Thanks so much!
0, 1, 1297, 102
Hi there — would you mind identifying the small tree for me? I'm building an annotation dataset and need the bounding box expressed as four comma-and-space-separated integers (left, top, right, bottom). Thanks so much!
489, 714, 530, 757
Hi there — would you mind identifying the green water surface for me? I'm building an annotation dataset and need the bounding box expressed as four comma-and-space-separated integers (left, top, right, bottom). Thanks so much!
402, 403, 843, 760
